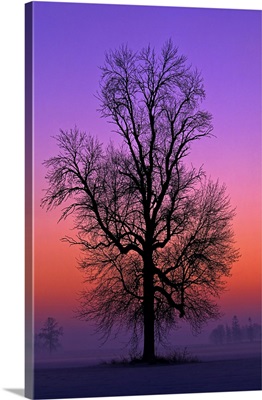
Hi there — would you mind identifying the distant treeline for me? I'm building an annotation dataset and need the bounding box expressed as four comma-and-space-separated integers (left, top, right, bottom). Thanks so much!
209, 316, 261, 345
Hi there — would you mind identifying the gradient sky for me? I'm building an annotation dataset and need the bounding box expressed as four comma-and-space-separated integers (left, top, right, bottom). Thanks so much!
30, 2, 261, 350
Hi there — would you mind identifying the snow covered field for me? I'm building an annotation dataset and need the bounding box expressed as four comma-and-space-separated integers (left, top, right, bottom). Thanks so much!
34, 358, 261, 398
33, 342, 261, 399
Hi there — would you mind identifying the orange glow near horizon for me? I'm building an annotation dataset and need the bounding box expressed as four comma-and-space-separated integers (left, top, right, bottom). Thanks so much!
33, 186, 261, 329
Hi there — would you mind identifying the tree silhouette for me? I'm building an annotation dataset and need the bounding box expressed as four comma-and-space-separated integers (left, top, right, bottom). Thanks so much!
247, 317, 254, 342
210, 317, 261, 345
42, 40, 239, 362
38, 317, 63, 354
209, 324, 226, 345
225, 324, 232, 343
231, 315, 241, 343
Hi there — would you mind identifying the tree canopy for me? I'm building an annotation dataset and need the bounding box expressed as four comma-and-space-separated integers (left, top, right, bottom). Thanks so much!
42, 40, 239, 361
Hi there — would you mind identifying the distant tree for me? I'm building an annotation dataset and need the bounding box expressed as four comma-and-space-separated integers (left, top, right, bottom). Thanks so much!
244, 317, 254, 342
225, 324, 233, 343
34, 333, 43, 352
252, 323, 261, 341
211, 318, 261, 345
209, 324, 226, 345
231, 315, 241, 342
38, 317, 63, 353
42, 40, 239, 361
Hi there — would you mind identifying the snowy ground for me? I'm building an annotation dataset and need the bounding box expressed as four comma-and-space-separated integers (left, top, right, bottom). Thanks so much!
33, 343, 261, 399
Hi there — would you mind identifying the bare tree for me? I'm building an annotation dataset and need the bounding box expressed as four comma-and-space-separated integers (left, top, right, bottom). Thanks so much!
209, 324, 226, 345
38, 317, 63, 354
231, 315, 241, 343
247, 317, 254, 342
42, 40, 239, 362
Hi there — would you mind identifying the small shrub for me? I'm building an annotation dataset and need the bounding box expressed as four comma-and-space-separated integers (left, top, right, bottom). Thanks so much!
105, 347, 199, 366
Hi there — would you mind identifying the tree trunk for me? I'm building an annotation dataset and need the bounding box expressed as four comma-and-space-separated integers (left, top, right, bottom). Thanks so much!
142, 254, 155, 362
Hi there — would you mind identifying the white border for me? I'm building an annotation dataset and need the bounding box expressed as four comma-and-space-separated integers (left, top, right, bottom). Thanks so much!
0, 1, 261, 399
